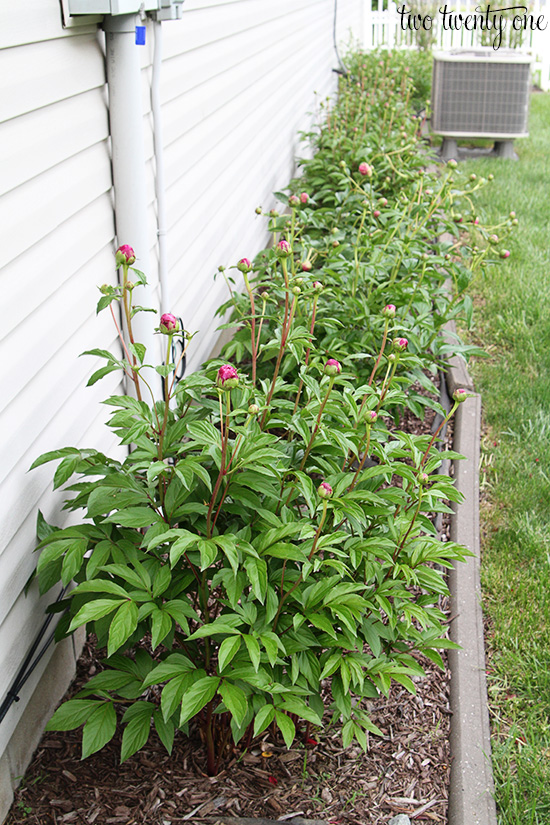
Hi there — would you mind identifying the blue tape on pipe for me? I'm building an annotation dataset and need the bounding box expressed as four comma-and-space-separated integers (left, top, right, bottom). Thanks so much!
135, 26, 146, 45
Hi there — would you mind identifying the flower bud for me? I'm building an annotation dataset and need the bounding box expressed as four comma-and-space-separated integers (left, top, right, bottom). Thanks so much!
332, 239, 339, 247
218, 265, 225, 272
159, 312, 179, 333
473, 217, 480, 225
217, 364, 239, 389
488, 173, 494, 181
366, 410, 378, 424
373, 210, 381, 219
301, 261, 313, 272
324, 358, 342, 376
447, 159, 458, 169
116, 244, 136, 266
509, 211, 516, 218
269, 209, 279, 218
300, 192, 309, 204
359, 162, 373, 177
339, 160, 347, 169
393, 337, 408, 352
237, 257, 252, 273
99, 284, 111, 295
453, 388, 468, 403
418, 472, 430, 486
255, 206, 263, 215
276, 239, 291, 257
126, 282, 135, 291
469, 173, 477, 181
500, 249, 511, 259
378, 197, 388, 207
382, 303, 396, 318
248, 403, 259, 415
512, 218, 518, 226
292, 286, 301, 295
312, 281, 323, 291
488, 234, 499, 245
318, 481, 333, 499
260, 291, 269, 301
288, 194, 300, 207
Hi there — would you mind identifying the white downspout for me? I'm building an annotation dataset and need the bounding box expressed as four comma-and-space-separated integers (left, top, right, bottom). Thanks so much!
151, 19, 170, 313
104, 13, 161, 372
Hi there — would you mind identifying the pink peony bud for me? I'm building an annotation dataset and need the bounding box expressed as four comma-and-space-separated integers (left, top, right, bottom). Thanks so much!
366, 410, 378, 424
418, 472, 430, 486
382, 303, 396, 318
373, 210, 381, 219
312, 281, 323, 291
324, 358, 341, 376
453, 388, 468, 403
276, 239, 291, 257
116, 244, 136, 266
469, 173, 477, 181
159, 312, 179, 333
300, 192, 309, 204
301, 261, 313, 272
292, 286, 301, 296
237, 257, 252, 273
378, 197, 388, 207
288, 195, 300, 207
318, 481, 333, 499
217, 364, 239, 389
473, 217, 480, 225
500, 249, 511, 259
393, 337, 408, 352
359, 162, 373, 177
248, 403, 259, 415
488, 234, 499, 245
447, 159, 458, 169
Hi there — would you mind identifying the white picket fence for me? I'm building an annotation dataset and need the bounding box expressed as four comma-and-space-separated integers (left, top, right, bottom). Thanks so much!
362, 0, 550, 90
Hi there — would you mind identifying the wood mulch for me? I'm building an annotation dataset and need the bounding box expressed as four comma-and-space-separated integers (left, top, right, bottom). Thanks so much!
6, 636, 451, 825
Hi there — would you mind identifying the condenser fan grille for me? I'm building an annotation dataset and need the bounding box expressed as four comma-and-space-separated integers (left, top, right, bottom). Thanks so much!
432, 51, 531, 137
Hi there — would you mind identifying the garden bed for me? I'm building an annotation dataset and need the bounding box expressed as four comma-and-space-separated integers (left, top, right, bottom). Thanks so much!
5, 50, 512, 825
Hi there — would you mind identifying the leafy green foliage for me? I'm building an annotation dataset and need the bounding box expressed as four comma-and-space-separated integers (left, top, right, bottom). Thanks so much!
34, 49, 509, 776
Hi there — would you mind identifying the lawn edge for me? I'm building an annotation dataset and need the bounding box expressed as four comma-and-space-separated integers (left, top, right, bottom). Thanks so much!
446, 318, 497, 825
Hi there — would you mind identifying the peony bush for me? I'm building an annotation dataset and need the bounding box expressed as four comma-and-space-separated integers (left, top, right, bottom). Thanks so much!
32, 50, 512, 774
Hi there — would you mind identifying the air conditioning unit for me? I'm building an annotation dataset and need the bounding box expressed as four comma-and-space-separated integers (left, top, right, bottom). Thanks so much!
431, 48, 531, 159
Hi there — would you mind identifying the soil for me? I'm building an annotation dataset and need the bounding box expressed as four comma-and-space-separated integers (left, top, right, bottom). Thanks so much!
6, 379, 454, 825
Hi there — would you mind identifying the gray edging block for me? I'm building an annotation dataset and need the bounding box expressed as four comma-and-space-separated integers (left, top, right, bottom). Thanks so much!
447, 391, 497, 825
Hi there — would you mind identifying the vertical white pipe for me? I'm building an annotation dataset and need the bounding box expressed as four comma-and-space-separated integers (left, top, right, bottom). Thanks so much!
104, 14, 161, 377
152, 20, 170, 313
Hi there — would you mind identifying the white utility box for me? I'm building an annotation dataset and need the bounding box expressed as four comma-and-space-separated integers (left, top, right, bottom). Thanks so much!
65, 0, 183, 17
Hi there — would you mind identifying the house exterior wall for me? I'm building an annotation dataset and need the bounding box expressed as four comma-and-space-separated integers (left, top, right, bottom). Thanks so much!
0, 0, 363, 819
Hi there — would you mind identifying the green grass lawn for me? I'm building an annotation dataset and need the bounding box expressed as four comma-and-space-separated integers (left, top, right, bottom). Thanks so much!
460, 92, 550, 824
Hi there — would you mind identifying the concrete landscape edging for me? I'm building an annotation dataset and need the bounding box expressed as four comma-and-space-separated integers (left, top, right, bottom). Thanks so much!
445, 332, 497, 825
